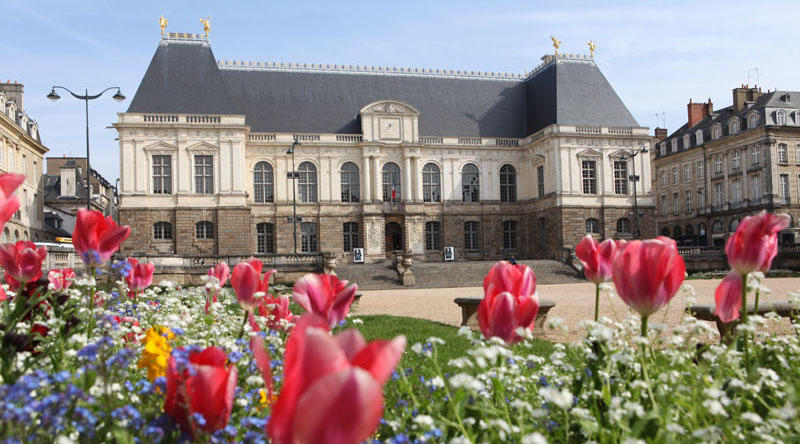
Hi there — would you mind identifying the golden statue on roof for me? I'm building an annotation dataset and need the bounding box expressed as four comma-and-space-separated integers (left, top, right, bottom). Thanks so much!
159, 15, 167, 36
587, 40, 597, 57
551, 35, 562, 56
201, 15, 212, 38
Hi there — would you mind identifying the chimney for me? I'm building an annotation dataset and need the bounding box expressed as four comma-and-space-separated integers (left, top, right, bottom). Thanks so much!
687, 98, 713, 128
733, 84, 763, 112
655, 127, 668, 141
0, 81, 24, 110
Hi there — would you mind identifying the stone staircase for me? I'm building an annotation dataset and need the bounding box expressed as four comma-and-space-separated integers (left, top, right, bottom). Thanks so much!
335, 259, 583, 290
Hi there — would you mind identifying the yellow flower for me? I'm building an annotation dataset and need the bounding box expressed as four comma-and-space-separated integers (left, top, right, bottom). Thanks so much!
137, 326, 173, 381
258, 388, 278, 410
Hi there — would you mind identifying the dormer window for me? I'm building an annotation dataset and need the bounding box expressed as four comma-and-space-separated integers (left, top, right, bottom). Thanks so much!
776, 110, 786, 126
729, 119, 739, 135
683, 134, 690, 149
749, 113, 759, 129
712, 126, 722, 140
695, 129, 704, 145
659, 142, 666, 157
671, 139, 678, 153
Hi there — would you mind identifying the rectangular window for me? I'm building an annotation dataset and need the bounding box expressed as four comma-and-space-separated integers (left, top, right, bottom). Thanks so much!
613, 160, 628, 194
195, 222, 214, 239
731, 179, 741, 203
425, 222, 441, 250
731, 151, 741, 170
685, 190, 693, 213
256, 223, 275, 254
153, 222, 172, 240
660, 195, 667, 216
698, 187, 705, 210
301, 222, 318, 253
671, 167, 679, 185
581, 160, 597, 194
502, 220, 517, 250
714, 156, 722, 174
464, 221, 479, 252
537, 165, 544, 198
714, 183, 724, 207
684, 163, 691, 182
343, 222, 359, 252
697, 160, 705, 179
660, 170, 667, 188
780, 174, 790, 204
673, 192, 680, 215
778, 144, 788, 164
152, 155, 172, 194
751, 146, 760, 166
750, 175, 761, 201
194, 155, 213, 194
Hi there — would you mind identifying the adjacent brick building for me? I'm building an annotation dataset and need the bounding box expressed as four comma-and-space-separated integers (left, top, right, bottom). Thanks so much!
115, 32, 654, 261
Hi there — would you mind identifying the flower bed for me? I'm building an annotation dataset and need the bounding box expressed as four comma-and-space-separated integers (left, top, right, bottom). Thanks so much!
0, 173, 799, 443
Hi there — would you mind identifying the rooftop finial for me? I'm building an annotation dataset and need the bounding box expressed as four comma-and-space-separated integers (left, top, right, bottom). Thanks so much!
551, 35, 562, 56
201, 15, 212, 38
159, 14, 167, 36
586, 40, 597, 57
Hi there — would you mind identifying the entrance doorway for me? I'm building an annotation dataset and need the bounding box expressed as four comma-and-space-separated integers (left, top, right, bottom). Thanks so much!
385, 222, 403, 254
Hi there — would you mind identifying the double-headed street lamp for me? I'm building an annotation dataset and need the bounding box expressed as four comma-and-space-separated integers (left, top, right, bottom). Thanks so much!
286, 139, 301, 253
47, 86, 125, 210
620, 145, 648, 239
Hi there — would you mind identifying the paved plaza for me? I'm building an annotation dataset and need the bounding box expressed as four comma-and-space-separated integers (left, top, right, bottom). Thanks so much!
352, 277, 800, 342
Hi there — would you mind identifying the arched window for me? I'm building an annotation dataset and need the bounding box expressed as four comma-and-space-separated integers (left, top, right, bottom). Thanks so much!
502, 220, 517, 249
196, 221, 214, 239
253, 162, 274, 203
729, 119, 739, 135
685, 225, 695, 237
382, 162, 401, 202
256, 222, 275, 254
14, 230, 19, 242
729, 219, 739, 232
695, 129, 704, 145
464, 221, 480, 252
340, 162, 360, 202
153, 222, 173, 240
749, 114, 759, 129
585, 218, 599, 234
660, 227, 670, 236
616, 218, 631, 233
425, 221, 441, 250
422, 163, 441, 202
712, 126, 722, 140
776, 110, 786, 126
499, 164, 517, 202
699, 223, 707, 236
343, 222, 359, 252
673, 226, 682, 238
298, 162, 317, 203
461, 164, 480, 203
712, 220, 724, 234
300, 222, 317, 252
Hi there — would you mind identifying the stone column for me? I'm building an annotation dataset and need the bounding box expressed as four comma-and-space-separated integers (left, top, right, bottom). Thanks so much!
373, 156, 381, 201
403, 156, 412, 202
362, 153, 371, 202
414, 157, 423, 202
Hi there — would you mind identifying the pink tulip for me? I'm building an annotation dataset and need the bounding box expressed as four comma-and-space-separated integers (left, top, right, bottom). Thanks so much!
164, 346, 238, 435
726, 211, 790, 275
249, 294, 294, 331
575, 235, 618, 284
0, 174, 25, 232
72, 209, 131, 265
714, 272, 744, 323
48, 268, 75, 292
256, 314, 405, 444
208, 262, 230, 287
612, 236, 685, 318
0, 241, 47, 289
292, 274, 357, 328
125, 258, 154, 298
230, 259, 276, 310
483, 261, 536, 299
478, 291, 539, 345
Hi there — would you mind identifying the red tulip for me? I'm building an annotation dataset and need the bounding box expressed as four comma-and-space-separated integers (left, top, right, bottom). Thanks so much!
112, 315, 141, 342
575, 235, 618, 284
483, 261, 536, 299
714, 272, 744, 323
292, 274, 357, 328
208, 262, 230, 288
611, 236, 685, 317
249, 294, 294, 331
478, 291, 539, 344
0, 174, 25, 232
726, 211, 790, 275
231, 259, 276, 310
164, 346, 238, 435
72, 209, 131, 265
47, 268, 75, 292
0, 241, 47, 289
126, 258, 155, 298
259, 314, 405, 444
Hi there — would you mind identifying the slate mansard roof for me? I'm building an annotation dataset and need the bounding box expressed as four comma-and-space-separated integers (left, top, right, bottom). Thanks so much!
127, 37, 640, 138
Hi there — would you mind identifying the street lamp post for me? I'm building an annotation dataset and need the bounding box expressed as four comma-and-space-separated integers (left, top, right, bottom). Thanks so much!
286, 139, 301, 253
47, 86, 125, 210
621, 146, 648, 239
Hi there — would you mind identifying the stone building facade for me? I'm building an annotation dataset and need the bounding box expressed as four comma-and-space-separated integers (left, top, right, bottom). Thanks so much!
653, 85, 800, 246
116, 33, 653, 261
0, 81, 48, 242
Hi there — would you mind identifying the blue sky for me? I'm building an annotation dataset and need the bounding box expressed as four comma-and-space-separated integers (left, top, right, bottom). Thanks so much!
5, 0, 800, 182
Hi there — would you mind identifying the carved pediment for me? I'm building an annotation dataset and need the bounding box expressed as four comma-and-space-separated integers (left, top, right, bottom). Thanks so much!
185, 141, 219, 152
609, 149, 631, 159
576, 148, 601, 158
360, 100, 419, 116
142, 141, 178, 152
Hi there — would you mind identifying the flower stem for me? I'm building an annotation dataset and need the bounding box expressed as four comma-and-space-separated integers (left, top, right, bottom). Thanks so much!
238, 310, 249, 339
640, 315, 648, 338
594, 283, 600, 322
753, 287, 760, 313
739, 272, 750, 374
